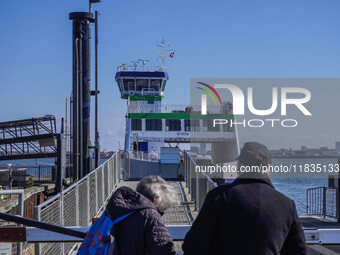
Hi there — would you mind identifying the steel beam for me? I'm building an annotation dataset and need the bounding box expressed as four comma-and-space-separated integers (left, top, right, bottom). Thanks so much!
1, 225, 339, 244
0, 227, 26, 242
0, 153, 58, 161
0, 134, 55, 145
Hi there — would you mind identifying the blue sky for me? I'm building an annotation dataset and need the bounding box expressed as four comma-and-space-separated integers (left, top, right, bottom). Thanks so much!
1, 0, 340, 150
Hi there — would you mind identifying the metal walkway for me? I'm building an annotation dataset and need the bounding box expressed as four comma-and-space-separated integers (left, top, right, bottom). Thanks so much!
0, 116, 58, 161
1, 151, 340, 254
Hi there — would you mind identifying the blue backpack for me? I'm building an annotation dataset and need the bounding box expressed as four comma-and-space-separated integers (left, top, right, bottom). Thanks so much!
77, 211, 135, 255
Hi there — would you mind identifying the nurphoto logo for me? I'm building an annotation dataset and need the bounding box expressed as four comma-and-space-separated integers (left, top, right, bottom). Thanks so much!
196, 82, 312, 128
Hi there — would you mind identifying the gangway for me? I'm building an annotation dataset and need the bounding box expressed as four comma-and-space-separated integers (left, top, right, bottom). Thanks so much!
0, 115, 67, 193
0, 116, 58, 161
1, 151, 340, 254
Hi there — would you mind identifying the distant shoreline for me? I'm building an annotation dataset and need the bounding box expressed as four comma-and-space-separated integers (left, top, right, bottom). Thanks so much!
271, 155, 340, 159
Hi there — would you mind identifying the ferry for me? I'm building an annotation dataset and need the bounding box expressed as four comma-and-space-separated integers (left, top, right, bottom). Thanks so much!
115, 38, 240, 181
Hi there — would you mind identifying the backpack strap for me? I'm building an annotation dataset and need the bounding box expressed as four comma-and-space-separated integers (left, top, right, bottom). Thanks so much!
111, 211, 135, 224
77, 211, 136, 255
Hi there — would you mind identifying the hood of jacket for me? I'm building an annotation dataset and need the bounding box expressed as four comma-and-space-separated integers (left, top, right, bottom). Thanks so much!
105, 186, 157, 219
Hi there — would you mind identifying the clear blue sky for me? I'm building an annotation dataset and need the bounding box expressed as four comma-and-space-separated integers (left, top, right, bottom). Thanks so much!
1, 0, 340, 150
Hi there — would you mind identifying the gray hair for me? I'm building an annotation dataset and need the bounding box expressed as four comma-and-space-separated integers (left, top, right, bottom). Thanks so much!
136, 176, 179, 212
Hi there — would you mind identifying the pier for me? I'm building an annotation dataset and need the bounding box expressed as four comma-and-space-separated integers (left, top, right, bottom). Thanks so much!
1, 1, 340, 254
0, 151, 340, 254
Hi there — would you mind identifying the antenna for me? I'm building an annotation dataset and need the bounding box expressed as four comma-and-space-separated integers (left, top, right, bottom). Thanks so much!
157, 37, 168, 71
132, 61, 138, 71
157, 37, 174, 71
138, 59, 149, 71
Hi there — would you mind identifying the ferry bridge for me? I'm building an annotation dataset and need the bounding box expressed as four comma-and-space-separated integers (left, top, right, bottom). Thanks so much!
1, 151, 340, 255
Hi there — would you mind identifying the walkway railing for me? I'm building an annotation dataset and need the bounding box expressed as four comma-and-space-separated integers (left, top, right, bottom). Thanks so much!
307, 186, 338, 219
183, 151, 217, 211
129, 151, 159, 162
34, 151, 122, 255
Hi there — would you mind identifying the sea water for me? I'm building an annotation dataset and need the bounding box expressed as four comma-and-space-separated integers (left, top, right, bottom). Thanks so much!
271, 158, 337, 215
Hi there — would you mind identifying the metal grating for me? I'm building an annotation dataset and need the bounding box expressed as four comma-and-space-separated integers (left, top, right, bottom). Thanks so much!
97, 168, 103, 207
34, 151, 123, 254
104, 163, 108, 199
307, 186, 338, 219
40, 198, 62, 254
183, 151, 217, 211
63, 189, 77, 227
78, 180, 89, 226
89, 174, 97, 219
0, 116, 58, 161
63, 189, 77, 255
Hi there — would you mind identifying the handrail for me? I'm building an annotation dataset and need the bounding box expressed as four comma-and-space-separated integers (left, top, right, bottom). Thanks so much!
183, 151, 217, 211
200, 171, 218, 189
306, 186, 338, 219
121, 150, 131, 180
33, 151, 122, 255
35, 151, 120, 210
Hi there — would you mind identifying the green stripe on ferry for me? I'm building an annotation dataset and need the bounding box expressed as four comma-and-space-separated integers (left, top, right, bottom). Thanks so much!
129, 95, 163, 101
128, 113, 234, 120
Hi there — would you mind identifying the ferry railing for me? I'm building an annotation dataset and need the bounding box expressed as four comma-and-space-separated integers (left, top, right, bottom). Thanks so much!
128, 104, 223, 114
183, 151, 217, 211
33, 151, 122, 255
130, 151, 159, 162
306, 186, 338, 219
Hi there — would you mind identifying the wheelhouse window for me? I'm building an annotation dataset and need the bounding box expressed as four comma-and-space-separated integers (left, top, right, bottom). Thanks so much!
203, 120, 220, 132
131, 119, 142, 131
117, 79, 123, 91
136, 79, 148, 91
184, 119, 200, 131
124, 79, 135, 91
150, 79, 161, 92
166, 119, 181, 131
122, 79, 128, 91
161, 80, 167, 92
146, 119, 162, 131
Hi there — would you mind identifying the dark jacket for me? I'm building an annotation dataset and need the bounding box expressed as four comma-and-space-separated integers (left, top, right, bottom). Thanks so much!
182, 173, 307, 255
105, 186, 176, 255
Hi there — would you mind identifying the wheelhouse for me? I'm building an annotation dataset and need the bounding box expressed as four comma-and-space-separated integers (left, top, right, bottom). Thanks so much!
115, 71, 169, 99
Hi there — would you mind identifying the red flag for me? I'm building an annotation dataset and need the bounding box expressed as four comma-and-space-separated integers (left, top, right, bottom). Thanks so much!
169, 52, 175, 58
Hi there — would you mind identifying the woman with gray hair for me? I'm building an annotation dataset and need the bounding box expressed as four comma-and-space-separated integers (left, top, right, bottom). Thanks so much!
105, 175, 178, 255
136, 175, 179, 212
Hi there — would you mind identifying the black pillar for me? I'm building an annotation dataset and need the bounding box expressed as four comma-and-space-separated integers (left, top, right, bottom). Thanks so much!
56, 134, 66, 193
69, 12, 93, 179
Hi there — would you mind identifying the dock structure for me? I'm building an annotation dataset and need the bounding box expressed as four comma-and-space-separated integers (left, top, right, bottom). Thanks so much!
0, 116, 66, 193
1, 151, 340, 254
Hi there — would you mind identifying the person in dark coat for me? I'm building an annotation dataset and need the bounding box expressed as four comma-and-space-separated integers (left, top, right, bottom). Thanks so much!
182, 142, 307, 255
105, 175, 178, 255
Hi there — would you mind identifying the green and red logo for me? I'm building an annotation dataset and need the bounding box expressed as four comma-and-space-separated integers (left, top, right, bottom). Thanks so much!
196, 82, 222, 106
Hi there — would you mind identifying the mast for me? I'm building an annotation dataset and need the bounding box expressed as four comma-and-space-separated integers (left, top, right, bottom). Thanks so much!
158, 36, 167, 71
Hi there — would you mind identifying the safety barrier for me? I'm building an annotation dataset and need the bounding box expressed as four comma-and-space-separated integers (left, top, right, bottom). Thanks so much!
34, 151, 122, 255
183, 151, 217, 211
307, 186, 338, 219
